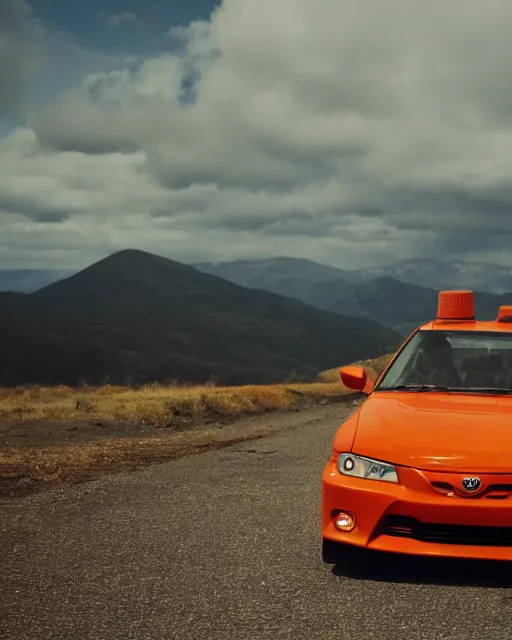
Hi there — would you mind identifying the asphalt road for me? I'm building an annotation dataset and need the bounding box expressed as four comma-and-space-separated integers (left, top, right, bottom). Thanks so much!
3, 402, 512, 640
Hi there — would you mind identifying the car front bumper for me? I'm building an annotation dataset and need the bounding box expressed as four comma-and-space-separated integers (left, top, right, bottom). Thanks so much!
322, 458, 512, 561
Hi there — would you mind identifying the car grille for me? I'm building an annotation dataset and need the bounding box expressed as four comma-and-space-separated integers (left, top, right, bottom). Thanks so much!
430, 481, 512, 499
380, 515, 512, 547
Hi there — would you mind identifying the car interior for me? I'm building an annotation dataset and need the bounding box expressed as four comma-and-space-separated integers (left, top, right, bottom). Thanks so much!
391, 333, 512, 390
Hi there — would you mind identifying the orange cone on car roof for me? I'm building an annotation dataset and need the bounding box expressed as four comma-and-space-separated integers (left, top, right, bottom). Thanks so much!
497, 305, 512, 323
436, 290, 475, 321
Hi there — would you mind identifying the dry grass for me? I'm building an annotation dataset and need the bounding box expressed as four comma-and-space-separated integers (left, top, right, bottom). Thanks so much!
0, 430, 267, 490
0, 353, 395, 496
0, 380, 353, 428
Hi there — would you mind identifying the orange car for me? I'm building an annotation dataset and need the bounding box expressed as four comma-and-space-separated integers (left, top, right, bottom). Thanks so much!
322, 290, 512, 563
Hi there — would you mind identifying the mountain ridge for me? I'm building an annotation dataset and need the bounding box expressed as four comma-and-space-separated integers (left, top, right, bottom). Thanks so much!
0, 249, 400, 387
195, 255, 512, 294
194, 258, 512, 331
3, 254, 512, 295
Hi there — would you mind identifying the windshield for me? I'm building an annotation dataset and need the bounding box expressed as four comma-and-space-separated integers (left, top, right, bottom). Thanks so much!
376, 330, 512, 392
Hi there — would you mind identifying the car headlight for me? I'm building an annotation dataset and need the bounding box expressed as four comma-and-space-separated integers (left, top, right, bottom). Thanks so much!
337, 453, 398, 483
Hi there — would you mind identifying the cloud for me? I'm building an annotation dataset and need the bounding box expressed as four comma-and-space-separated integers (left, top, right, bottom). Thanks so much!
4, 0, 512, 268
0, 0, 48, 119
98, 11, 140, 29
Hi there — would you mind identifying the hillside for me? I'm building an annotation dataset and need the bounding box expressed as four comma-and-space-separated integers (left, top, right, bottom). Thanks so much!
329, 278, 512, 331
0, 250, 400, 387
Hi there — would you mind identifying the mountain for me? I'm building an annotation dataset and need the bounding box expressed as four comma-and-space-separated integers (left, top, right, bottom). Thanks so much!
194, 257, 359, 306
329, 277, 512, 333
0, 250, 400, 387
194, 258, 512, 334
4, 255, 510, 296
195, 256, 512, 297
0, 268, 76, 293
355, 258, 512, 295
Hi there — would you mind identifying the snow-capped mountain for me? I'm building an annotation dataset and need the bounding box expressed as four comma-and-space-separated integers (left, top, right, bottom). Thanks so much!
354, 258, 512, 294
196, 256, 512, 296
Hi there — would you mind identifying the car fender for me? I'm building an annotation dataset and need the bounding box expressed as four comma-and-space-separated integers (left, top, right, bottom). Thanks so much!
331, 405, 361, 457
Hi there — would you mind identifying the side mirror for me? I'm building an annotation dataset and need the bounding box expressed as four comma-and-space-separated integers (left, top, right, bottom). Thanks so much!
340, 366, 374, 394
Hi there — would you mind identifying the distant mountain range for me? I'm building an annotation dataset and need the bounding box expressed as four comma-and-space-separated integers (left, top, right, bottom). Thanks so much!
0, 250, 400, 387
195, 257, 512, 333
355, 258, 512, 295
0, 269, 76, 293
2, 254, 511, 388
195, 256, 512, 297
3, 256, 512, 295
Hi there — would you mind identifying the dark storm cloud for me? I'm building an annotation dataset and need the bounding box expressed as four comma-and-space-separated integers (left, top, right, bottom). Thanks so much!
0, 194, 70, 222
434, 227, 512, 255
383, 190, 512, 233
259, 218, 334, 238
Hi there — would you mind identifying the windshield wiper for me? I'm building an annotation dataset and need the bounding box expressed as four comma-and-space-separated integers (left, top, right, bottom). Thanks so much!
380, 385, 512, 394
461, 387, 512, 395
379, 384, 452, 392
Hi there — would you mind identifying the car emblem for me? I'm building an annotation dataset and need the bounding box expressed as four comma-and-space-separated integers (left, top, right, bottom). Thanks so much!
461, 477, 481, 492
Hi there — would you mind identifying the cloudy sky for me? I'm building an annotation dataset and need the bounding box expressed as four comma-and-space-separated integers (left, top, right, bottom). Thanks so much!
1, 0, 512, 270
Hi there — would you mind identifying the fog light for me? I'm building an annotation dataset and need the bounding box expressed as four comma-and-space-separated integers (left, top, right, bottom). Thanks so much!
334, 511, 356, 532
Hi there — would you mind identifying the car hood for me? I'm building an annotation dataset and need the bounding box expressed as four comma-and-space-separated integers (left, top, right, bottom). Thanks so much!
352, 391, 512, 472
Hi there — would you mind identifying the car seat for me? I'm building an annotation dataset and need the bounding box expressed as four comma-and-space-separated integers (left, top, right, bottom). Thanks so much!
461, 355, 501, 388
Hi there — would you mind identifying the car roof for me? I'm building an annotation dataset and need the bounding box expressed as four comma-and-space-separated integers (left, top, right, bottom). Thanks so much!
419, 320, 512, 333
